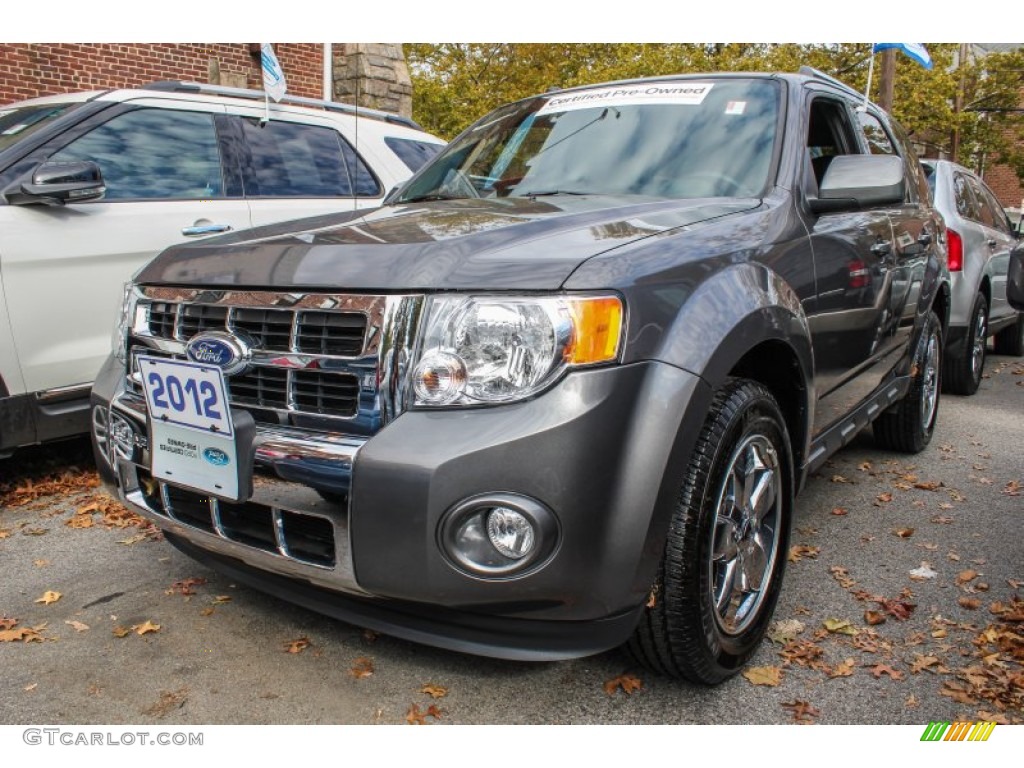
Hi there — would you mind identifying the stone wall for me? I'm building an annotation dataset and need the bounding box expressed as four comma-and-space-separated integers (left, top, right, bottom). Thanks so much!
332, 44, 412, 118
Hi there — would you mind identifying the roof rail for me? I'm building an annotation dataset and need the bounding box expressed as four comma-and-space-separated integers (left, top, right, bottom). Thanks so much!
140, 80, 423, 130
797, 66, 872, 105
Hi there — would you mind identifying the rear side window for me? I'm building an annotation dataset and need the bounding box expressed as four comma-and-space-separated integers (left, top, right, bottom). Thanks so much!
240, 119, 381, 198
965, 176, 998, 229
384, 137, 444, 172
51, 108, 224, 200
953, 173, 980, 220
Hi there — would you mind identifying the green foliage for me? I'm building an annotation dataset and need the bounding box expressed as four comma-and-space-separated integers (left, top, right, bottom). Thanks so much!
405, 43, 1024, 185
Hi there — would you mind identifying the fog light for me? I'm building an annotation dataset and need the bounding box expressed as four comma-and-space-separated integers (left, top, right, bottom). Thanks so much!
438, 493, 558, 578
486, 508, 535, 559
109, 413, 136, 460
412, 351, 466, 405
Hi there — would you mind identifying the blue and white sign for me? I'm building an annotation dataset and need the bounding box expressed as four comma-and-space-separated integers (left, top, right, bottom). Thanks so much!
261, 43, 288, 102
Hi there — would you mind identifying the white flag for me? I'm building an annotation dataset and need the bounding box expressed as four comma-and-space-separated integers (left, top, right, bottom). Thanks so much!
261, 43, 288, 102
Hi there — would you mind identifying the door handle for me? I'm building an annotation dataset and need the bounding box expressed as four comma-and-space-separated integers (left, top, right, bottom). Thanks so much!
182, 223, 233, 237
870, 241, 892, 257
917, 232, 932, 247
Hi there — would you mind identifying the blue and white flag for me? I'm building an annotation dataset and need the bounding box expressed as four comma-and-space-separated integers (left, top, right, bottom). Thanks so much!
261, 43, 288, 102
872, 43, 933, 70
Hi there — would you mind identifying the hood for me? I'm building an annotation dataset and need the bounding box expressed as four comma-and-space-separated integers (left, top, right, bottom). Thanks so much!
137, 196, 759, 291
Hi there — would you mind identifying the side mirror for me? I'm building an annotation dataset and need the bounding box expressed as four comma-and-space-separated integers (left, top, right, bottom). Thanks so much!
6, 160, 106, 206
809, 154, 906, 213
1007, 245, 1024, 311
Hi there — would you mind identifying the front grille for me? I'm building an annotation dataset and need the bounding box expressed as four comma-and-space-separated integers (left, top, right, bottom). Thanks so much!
292, 370, 359, 416
231, 308, 293, 351
296, 312, 366, 356
229, 367, 289, 411
179, 304, 228, 340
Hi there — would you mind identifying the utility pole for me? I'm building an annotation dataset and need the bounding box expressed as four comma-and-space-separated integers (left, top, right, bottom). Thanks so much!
878, 48, 896, 112
951, 43, 968, 163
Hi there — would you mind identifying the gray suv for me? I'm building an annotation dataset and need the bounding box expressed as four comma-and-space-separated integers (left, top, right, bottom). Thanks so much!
923, 159, 1023, 394
91, 69, 949, 684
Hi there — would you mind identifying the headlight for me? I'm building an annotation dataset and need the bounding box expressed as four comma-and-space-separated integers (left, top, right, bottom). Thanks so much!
111, 282, 139, 364
411, 294, 623, 407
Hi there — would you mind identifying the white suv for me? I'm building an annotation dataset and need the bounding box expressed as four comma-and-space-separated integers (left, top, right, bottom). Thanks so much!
0, 81, 444, 456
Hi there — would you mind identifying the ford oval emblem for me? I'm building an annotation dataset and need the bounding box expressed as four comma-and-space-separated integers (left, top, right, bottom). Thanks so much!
203, 447, 231, 466
185, 332, 250, 376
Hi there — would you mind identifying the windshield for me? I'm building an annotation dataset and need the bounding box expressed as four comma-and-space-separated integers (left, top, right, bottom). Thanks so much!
396, 78, 780, 203
0, 103, 80, 153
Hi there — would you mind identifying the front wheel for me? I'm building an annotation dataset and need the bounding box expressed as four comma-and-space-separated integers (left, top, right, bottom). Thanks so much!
874, 309, 942, 453
626, 379, 793, 684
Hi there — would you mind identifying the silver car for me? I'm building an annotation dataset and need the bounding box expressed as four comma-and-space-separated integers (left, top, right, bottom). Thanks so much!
923, 159, 1023, 394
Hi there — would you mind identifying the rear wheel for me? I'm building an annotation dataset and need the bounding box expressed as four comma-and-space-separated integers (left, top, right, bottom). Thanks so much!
943, 293, 986, 396
874, 310, 942, 453
627, 379, 792, 684
993, 313, 1024, 357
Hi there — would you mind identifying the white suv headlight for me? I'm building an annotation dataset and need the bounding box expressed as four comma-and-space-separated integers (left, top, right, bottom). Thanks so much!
411, 294, 623, 407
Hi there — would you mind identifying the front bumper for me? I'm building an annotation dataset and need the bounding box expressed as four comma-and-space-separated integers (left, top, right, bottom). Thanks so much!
91, 353, 705, 659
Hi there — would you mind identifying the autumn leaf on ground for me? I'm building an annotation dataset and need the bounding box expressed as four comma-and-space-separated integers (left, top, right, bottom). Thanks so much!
893, 527, 914, 539
0, 528, 12, 539
956, 569, 978, 585
142, 688, 188, 719
742, 666, 784, 687
133, 621, 161, 635
65, 514, 94, 529
874, 596, 916, 621
112, 626, 131, 638
782, 700, 820, 724
117, 533, 148, 546
830, 566, 856, 589
870, 664, 904, 681
64, 620, 89, 632
767, 618, 805, 644
864, 610, 887, 626
905, 694, 920, 708
34, 591, 61, 605
823, 618, 858, 636
0, 617, 16, 631
909, 563, 937, 581
830, 507, 848, 516
24, 683, 37, 692
33, 559, 49, 567
349, 657, 375, 678
958, 597, 981, 610
788, 545, 820, 562
165, 577, 206, 597
939, 682, 977, 705
827, 658, 856, 678
1004, 480, 1022, 497
779, 639, 826, 670
603, 673, 643, 696
284, 637, 310, 654
421, 684, 448, 699
405, 703, 443, 725
831, 474, 852, 484
1007, 579, 1024, 590
910, 655, 940, 674
913, 480, 943, 491
874, 492, 894, 506
0, 622, 46, 643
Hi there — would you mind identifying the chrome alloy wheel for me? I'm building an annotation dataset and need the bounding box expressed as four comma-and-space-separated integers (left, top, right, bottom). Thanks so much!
921, 328, 940, 429
708, 434, 782, 636
970, 308, 987, 382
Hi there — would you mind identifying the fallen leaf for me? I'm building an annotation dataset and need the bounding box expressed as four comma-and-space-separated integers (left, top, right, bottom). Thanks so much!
830, 566, 856, 589
0, 617, 16, 630
65, 515, 94, 529
33, 559, 49, 567
948, 552, 961, 562
0, 528, 12, 539
864, 610, 887, 626
905, 694, 919, 708
913, 480, 943, 491
870, 663, 904, 681
875, 492, 893, 505
831, 474, 852, 484
349, 657, 375, 678
421, 684, 448, 699
405, 703, 443, 724
788, 545, 820, 563
828, 658, 856, 678
64, 620, 89, 632
284, 637, 310, 654
211, 595, 232, 604
34, 591, 61, 605
1007, 579, 1023, 590
830, 507, 848, 516
134, 620, 161, 635
781, 700, 820, 724
21, 527, 48, 535
957, 570, 979, 585
958, 597, 981, 610
117, 533, 148, 546
165, 577, 206, 597
931, 515, 955, 524
910, 655, 940, 674
893, 527, 914, 538
742, 666, 784, 686
974, 582, 990, 592
767, 618, 805, 644
112, 626, 131, 638
1004, 481, 1022, 497
23, 683, 37, 692
199, 607, 215, 617
823, 618, 858, 636
909, 563, 937, 581
603, 673, 643, 696
142, 688, 188, 719
875, 597, 916, 621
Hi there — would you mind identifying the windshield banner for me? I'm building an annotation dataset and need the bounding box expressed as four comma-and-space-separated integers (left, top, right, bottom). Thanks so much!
538, 82, 714, 115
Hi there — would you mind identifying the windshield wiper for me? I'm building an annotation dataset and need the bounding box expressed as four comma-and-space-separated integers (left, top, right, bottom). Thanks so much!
518, 189, 593, 198
398, 193, 466, 204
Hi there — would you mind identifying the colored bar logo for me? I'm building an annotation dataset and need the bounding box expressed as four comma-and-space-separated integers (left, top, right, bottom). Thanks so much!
921, 721, 997, 741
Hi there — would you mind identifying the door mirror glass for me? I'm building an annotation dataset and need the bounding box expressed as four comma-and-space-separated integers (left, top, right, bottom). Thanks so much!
7, 160, 106, 206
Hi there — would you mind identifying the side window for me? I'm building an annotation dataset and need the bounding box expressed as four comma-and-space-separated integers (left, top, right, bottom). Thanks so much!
51, 109, 225, 200
977, 180, 1012, 236
805, 98, 859, 188
965, 176, 997, 228
953, 173, 981, 220
856, 112, 895, 155
239, 119, 382, 198
384, 137, 444, 172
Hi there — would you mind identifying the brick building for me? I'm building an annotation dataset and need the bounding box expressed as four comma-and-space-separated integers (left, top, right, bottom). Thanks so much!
0, 43, 412, 117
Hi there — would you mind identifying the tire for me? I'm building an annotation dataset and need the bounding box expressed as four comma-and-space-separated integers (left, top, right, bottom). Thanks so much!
626, 379, 793, 685
993, 313, 1024, 357
943, 293, 987, 396
874, 310, 942, 453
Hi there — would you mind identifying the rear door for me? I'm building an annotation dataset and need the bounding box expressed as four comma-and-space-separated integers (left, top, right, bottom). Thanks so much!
0, 101, 251, 394
966, 174, 1016, 324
